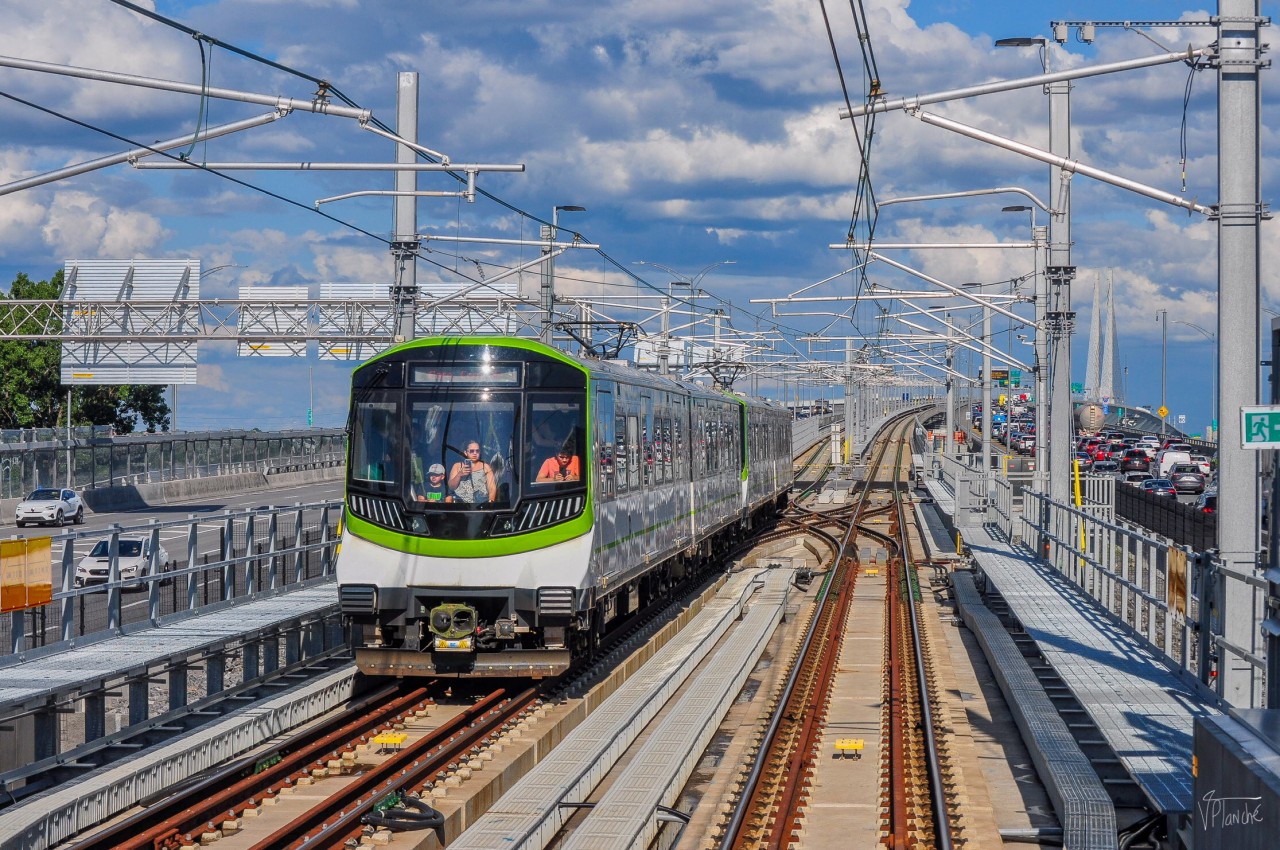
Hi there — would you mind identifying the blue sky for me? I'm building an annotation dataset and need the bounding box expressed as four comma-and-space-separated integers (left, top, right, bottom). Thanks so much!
0, 1, 1274, 435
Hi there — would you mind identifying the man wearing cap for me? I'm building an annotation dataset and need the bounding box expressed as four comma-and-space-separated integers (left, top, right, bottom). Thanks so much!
416, 463, 453, 503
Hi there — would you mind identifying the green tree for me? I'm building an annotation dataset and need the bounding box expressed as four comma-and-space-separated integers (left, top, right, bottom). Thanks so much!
0, 269, 171, 433
0, 271, 64, 429
76, 385, 171, 434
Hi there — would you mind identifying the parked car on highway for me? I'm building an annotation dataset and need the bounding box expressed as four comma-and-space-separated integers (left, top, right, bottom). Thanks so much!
15, 488, 85, 527
1120, 449, 1151, 473
1090, 460, 1122, 478
1090, 444, 1116, 462
1169, 464, 1207, 494
75, 536, 173, 588
1156, 450, 1192, 478
1141, 479, 1178, 498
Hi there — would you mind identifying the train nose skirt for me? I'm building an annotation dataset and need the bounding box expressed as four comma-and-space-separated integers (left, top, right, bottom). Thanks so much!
354, 647, 572, 678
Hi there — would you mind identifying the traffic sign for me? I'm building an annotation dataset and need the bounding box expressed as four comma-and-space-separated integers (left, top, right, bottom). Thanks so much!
1157, 405, 1169, 418
1242, 405, 1280, 449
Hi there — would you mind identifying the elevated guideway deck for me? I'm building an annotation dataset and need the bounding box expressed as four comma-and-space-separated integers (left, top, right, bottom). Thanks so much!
0, 579, 343, 844
923, 466, 1222, 843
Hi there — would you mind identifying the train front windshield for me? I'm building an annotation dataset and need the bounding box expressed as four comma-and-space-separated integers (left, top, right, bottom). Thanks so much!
349, 348, 587, 540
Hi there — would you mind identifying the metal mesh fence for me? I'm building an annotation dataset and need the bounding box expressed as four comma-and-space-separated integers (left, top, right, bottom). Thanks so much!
1115, 485, 1216, 552
1, 505, 340, 657
1, 428, 345, 494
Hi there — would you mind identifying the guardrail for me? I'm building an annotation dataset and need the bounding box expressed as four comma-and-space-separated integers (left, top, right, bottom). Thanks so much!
925, 426, 1259, 707
1018, 491, 1228, 696
1, 500, 343, 660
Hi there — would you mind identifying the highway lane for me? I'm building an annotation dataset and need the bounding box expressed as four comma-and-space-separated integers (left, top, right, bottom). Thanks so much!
7, 478, 343, 551
2, 477, 344, 649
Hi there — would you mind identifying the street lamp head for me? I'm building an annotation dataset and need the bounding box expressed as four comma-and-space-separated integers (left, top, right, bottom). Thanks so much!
995, 37, 1046, 48
556, 205, 587, 213
200, 263, 245, 279
1001, 205, 1032, 213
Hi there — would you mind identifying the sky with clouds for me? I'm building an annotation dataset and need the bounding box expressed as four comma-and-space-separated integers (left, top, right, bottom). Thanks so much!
0, 0, 1274, 435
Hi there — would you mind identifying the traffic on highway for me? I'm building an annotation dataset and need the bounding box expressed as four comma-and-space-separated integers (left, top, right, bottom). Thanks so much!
2, 477, 344, 654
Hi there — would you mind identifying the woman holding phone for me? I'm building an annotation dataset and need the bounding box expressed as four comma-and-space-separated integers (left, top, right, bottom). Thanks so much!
448, 441, 497, 504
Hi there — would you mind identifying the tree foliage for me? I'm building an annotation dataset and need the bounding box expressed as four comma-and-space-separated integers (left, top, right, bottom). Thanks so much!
0, 269, 171, 433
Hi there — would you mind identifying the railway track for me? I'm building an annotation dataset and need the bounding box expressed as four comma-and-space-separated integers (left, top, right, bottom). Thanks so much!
718, 412, 959, 850
58, 426, 960, 850
68, 682, 538, 850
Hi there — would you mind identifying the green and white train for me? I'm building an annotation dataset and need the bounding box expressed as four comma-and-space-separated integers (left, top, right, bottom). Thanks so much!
337, 337, 792, 677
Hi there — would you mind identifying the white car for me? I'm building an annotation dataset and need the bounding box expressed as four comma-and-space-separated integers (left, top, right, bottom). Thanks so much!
15, 488, 85, 527
75, 536, 173, 588
1191, 455, 1212, 476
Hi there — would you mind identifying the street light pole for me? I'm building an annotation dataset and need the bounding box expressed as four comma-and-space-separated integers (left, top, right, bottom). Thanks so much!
540, 204, 586, 344
1171, 320, 1217, 440
657, 280, 691, 375
1002, 204, 1048, 480
998, 35, 1074, 509
1157, 309, 1168, 437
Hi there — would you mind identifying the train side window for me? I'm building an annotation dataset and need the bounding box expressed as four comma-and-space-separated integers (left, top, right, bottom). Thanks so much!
626, 415, 640, 490
661, 416, 672, 482
710, 414, 720, 473
722, 412, 730, 470
615, 414, 628, 494
674, 413, 685, 480
596, 389, 614, 499
641, 396, 654, 487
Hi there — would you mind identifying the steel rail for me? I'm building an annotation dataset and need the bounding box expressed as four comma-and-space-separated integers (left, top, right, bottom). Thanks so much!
248, 687, 537, 849
720, 411, 916, 849
897, 490, 954, 849
66, 681, 423, 850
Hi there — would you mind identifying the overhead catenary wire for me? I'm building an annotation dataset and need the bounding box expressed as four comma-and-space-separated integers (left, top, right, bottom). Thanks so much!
98, 1, 830, 336
44, 0, 854, 377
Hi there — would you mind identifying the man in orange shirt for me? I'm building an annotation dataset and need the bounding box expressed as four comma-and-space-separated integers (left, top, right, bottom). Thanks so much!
536, 445, 580, 483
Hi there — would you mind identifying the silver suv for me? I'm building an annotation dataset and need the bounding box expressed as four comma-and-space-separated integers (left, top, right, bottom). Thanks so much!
15, 488, 85, 527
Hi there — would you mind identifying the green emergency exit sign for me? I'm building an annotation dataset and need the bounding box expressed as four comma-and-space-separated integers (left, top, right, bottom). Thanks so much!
1241, 405, 1280, 448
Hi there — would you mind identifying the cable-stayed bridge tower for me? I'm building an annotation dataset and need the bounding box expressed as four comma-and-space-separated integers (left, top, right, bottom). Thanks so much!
1083, 270, 1121, 405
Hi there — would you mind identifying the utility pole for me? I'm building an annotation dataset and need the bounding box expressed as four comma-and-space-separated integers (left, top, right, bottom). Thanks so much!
541, 204, 585, 344
1033, 227, 1049, 481
1215, 0, 1265, 707
1045, 43, 1076, 510
392, 72, 419, 342
845, 341, 856, 464
982, 302, 992, 481
1158, 309, 1168, 437
944, 312, 955, 453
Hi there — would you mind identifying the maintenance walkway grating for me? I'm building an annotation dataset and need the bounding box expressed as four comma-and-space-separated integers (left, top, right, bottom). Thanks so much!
0, 581, 338, 716
961, 527, 1219, 816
